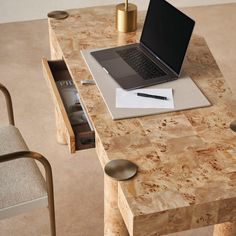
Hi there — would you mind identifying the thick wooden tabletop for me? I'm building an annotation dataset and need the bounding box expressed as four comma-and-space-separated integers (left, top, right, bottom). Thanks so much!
49, 5, 236, 235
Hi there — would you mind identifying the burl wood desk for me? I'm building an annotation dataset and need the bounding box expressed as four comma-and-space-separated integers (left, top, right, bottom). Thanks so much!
45, 5, 236, 236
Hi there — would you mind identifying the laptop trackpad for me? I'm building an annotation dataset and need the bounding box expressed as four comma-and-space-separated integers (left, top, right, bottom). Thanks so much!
102, 58, 136, 78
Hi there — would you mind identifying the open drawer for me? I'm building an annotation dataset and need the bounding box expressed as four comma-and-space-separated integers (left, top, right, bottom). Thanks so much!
42, 59, 95, 153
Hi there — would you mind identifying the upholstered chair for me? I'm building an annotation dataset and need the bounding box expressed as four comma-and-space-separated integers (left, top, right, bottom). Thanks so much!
0, 83, 56, 236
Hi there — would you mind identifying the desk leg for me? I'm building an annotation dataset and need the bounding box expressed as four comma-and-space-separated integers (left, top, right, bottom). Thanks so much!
55, 107, 67, 144
104, 174, 129, 236
213, 222, 236, 236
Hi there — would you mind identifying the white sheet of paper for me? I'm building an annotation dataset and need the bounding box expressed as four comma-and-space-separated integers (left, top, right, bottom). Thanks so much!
116, 88, 174, 109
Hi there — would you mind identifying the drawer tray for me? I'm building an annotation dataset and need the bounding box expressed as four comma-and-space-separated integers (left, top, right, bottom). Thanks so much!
42, 59, 95, 153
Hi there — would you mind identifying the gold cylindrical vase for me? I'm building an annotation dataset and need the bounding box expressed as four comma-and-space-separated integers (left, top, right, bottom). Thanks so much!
116, 3, 137, 33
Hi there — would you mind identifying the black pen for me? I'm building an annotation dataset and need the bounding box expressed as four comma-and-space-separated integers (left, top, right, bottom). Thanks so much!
137, 92, 168, 100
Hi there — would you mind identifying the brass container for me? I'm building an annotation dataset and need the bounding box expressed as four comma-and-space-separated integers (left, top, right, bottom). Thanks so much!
116, 3, 137, 33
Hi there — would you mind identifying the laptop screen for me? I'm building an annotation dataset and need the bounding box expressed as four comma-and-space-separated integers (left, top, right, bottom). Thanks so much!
140, 0, 195, 75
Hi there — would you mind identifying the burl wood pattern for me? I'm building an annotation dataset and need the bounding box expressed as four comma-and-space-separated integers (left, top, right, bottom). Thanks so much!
214, 222, 236, 236
54, 107, 67, 144
48, 6, 236, 236
104, 174, 129, 236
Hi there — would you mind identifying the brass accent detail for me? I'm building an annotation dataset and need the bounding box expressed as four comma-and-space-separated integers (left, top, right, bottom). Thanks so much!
47, 11, 69, 20
105, 159, 138, 181
230, 120, 236, 132
116, 3, 137, 33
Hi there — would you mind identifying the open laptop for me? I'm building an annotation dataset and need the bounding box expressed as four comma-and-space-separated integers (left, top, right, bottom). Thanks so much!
90, 0, 195, 90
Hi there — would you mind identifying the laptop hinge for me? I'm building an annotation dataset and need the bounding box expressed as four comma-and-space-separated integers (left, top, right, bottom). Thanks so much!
140, 42, 179, 77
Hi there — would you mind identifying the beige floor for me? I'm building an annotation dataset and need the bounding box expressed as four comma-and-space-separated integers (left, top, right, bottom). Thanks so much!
0, 3, 236, 236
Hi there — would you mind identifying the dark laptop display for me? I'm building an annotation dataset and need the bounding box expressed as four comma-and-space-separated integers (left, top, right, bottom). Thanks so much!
91, 0, 195, 90
141, 0, 195, 75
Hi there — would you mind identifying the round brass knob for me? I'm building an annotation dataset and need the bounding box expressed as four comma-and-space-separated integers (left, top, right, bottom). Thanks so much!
47, 11, 69, 20
104, 159, 138, 181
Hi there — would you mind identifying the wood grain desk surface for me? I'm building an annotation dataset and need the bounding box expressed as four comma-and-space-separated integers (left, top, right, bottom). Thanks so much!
49, 5, 236, 235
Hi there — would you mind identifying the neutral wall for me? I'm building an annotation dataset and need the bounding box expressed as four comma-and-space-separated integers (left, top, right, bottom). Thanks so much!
1, 0, 236, 23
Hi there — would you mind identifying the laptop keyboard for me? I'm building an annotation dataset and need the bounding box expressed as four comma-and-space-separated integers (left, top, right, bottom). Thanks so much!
116, 47, 166, 80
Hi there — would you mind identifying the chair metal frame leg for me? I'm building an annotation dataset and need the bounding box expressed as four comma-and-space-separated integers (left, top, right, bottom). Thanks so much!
0, 151, 56, 236
0, 83, 15, 125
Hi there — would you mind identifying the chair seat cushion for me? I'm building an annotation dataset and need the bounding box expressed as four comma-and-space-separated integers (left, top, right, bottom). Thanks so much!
0, 125, 47, 219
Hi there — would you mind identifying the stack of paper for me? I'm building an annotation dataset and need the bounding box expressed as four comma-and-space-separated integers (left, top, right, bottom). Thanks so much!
116, 88, 174, 109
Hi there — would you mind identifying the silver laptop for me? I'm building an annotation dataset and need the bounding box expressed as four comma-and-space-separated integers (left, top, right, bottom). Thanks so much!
91, 0, 195, 90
